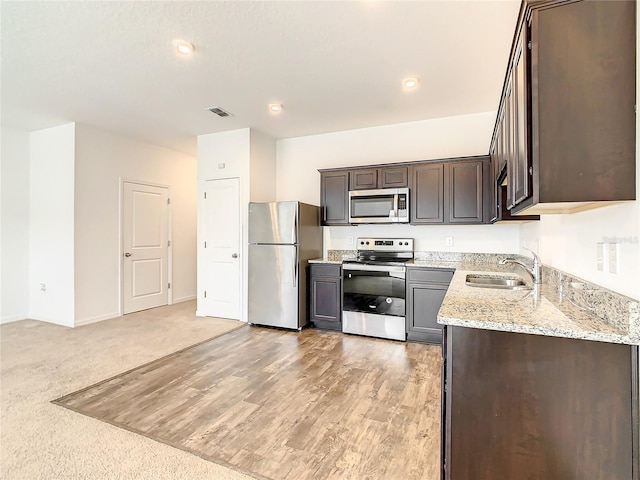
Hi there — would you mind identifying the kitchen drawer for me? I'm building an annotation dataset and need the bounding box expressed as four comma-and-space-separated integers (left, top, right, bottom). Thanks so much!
408, 268, 454, 284
310, 264, 341, 278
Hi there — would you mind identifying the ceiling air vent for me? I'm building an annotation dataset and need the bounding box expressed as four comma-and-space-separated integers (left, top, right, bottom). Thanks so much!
208, 106, 232, 117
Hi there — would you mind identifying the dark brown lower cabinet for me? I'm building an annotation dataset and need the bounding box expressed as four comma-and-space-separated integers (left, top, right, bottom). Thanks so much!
309, 264, 342, 331
406, 268, 454, 344
442, 326, 639, 480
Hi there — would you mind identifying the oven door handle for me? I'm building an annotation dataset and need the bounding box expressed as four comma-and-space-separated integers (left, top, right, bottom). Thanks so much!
342, 263, 406, 274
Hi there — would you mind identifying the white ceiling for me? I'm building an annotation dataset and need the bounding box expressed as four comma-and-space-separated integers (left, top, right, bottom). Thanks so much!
1, 1, 520, 155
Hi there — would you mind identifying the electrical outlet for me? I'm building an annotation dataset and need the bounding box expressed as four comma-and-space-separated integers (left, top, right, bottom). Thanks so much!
596, 243, 604, 272
608, 242, 618, 274
40, 283, 46, 292
347, 236, 354, 245
445, 236, 454, 247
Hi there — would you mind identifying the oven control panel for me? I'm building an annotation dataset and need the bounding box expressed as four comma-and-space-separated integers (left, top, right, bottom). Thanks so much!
356, 238, 414, 251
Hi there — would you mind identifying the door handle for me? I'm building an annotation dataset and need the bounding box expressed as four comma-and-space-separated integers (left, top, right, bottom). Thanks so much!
231, 253, 238, 258
124, 252, 132, 257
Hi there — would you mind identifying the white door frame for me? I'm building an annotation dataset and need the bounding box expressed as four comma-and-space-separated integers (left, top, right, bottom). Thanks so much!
119, 178, 173, 316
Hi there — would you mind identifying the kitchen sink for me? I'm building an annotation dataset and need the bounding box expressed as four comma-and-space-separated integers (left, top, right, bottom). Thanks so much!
465, 274, 529, 290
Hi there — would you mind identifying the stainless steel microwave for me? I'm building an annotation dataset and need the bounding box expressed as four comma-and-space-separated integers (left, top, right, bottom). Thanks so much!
348, 187, 409, 224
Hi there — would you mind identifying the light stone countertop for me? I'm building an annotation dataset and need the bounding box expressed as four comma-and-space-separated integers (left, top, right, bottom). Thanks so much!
438, 270, 637, 345
308, 258, 343, 265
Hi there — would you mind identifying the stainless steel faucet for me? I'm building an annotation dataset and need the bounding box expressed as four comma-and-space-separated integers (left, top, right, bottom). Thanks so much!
499, 247, 543, 284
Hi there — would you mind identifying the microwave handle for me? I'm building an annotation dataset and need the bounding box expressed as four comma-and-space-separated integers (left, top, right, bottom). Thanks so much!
393, 194, 399, 219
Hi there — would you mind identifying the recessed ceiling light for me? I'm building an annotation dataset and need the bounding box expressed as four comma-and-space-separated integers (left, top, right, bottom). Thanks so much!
403, 76, 420, 89
269, 103, 283, 113
176, 40, 194, 55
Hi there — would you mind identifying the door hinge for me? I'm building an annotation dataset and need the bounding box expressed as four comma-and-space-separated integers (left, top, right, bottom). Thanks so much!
204, 291, 207, 298
528, 40, 531, 50
204, 192, 207, 199
167, 240, 171, 247
167, 198, 171, 205
168, 282, 171, 289
529, 166, 533, 175
204, 241, 207, 248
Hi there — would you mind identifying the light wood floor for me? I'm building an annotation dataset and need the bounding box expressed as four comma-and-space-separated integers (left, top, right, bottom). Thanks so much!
55, 326, 442, 480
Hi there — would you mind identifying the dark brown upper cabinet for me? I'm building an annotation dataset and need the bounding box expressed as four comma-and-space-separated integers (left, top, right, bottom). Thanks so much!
448, 160, 485, 224
491, 0, 636, 216
411, 157, 489, 225
319, 171, 349, 226
349, 168, 378, 190
490, 120, 539, 224
350, 166, 408, 190
379, 166, 408, 188
320, 157, 489, 226
410, 163, 445, 224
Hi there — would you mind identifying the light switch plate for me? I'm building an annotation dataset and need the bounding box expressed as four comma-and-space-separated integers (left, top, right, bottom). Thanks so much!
608, 242, 618, 274
596, 243, 604, 272
347, 236, 354, 245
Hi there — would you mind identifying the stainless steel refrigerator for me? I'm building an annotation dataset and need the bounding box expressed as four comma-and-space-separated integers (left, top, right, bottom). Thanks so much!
248, 201, 322, 330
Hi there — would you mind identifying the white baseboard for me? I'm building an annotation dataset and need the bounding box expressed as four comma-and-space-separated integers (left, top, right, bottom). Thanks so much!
28, 316, 74, 327
172, 295, 196, 304
195, 310, 246, 322
1, 314, 28, 324
74, 311, 120, 327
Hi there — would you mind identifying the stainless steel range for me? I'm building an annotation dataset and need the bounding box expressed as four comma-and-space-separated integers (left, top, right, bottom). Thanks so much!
342, 237, 414, 341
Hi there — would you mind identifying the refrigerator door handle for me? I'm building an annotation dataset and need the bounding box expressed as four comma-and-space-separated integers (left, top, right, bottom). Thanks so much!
292, 256, 297, 287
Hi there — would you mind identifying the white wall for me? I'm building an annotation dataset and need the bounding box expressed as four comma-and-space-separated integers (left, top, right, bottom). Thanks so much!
325, 223, 520, 254
29, 123, 76, 326
74, 124, 198, 325
197, 128, 278, 321
276, 111, 521, 256
249, 129, 276, 203
197, 129, 251, 321
276, 111, 497, 206
1, 127, 31, 323
521, 202, 639, 299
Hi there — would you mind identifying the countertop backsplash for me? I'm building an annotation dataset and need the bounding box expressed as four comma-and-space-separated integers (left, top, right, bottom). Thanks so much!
542, 266, 639, 342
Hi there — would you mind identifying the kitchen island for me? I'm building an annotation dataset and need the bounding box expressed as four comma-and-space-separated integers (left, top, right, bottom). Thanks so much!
438, 269, 639, 480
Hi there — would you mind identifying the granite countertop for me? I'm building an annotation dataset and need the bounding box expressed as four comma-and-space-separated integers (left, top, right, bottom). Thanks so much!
308, 252, 639, 345
308, 258, 343, 265
438, 270, 638, 345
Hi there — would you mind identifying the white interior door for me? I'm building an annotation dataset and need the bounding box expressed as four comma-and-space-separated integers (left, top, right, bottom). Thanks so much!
202, 178, 241, 320
122, 181, 169, 314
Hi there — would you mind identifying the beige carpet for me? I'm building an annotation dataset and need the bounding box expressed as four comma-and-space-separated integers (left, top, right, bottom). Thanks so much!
0, 300, 255, 480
